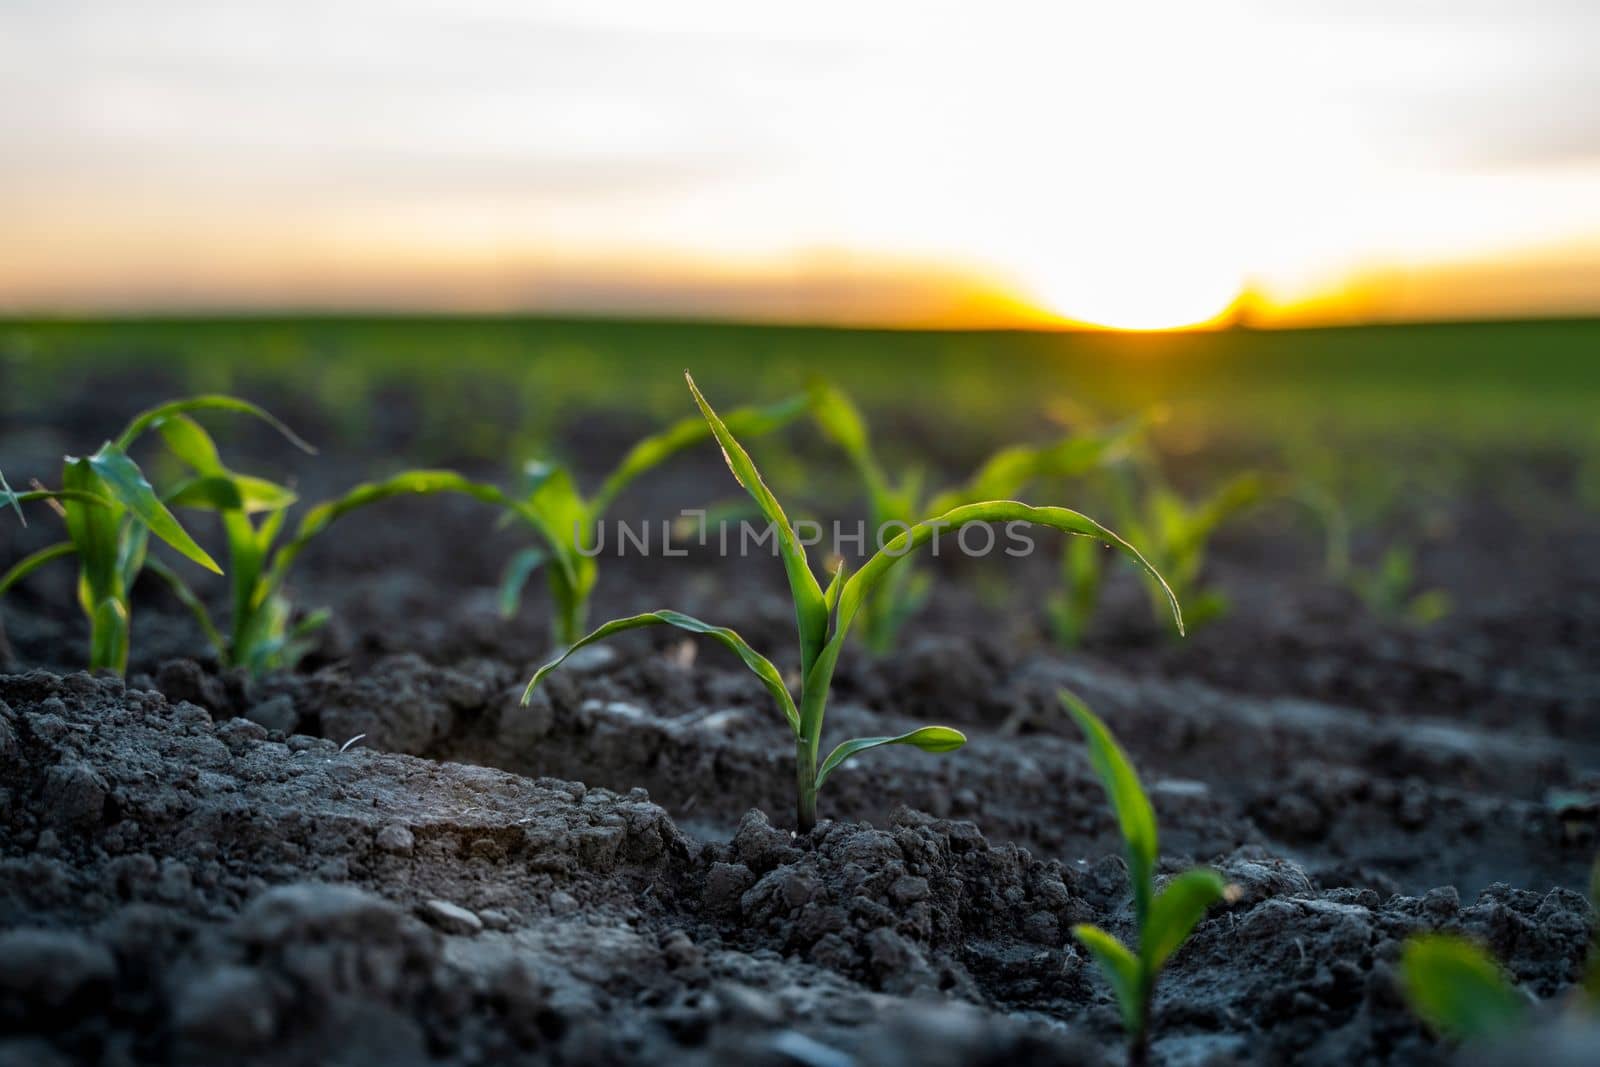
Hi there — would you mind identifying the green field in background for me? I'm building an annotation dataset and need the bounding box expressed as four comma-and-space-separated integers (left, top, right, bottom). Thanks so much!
4, 316, 1596, 454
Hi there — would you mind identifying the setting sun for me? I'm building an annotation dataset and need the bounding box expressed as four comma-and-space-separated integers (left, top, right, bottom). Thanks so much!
1027, 261, 1242, 331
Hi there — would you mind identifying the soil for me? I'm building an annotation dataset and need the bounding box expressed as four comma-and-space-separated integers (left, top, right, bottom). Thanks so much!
2, 372, 1598, 1065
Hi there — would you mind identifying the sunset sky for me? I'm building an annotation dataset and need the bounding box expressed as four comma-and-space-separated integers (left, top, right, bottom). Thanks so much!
2, 1, 1598, 328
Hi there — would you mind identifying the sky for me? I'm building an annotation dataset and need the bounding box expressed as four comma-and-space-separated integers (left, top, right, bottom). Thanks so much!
2, 0, 1598, 328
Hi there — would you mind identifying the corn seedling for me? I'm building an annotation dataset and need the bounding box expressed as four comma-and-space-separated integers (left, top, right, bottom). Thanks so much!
1347, 544, 1451, 627
808, 379, 1138, 653
525, 373, 1183, 832
497, 393, 806, 645
162, 420, 515, 671
1051, 451, 1268, 645
1064, 690, 1228, 1067
0, 396, 308, 674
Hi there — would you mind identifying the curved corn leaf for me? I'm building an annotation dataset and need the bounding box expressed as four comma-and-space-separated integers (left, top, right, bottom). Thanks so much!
1400, 934, 1528, 1042
87, 446, 221, 574
797, 500, 1180, 742
0, 541, 76, 597
144, 556, 225, 656
815, 725, 966, 788
1062, 689, 1159, 927
265, 470, 514, 596
115, 395, 315, 454
838, 502, 1181, 641
1141, 868, 1226, 971
522, 609, 799, 735
687, 373, 827, 673
166, 474, 298, 514
156, 413, 225, 471
1072, 924, 1144, 1035
498, 546, 548, 618
156, 415, 298, 515
4, 488, 117, 514
588, 393, 807, 520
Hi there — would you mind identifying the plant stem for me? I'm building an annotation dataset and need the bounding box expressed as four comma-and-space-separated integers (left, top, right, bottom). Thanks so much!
555, 599, 586, 647
795, 736, 818, 833
88, 597, 129, 675
1128, 976, 1153, 1067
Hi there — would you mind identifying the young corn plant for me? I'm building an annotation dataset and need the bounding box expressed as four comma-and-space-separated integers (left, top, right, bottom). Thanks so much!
523, 373, 1183, 833
1064, 690, 1228, 1067
158, 407, 513, 672
1346, 544, 1452, 627
808, 380, 1139, 653
497, 393, 806, 645
0, 397, 309, 673
1051, 456, 1267, 645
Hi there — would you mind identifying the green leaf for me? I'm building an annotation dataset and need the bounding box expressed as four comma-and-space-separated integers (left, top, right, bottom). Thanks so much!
116, 519, 151, 591
497, 546, 548, 618
1062, 689, 1159, 926
266, 469, 512, 596
156, 415, 298, 516
1072, 924, 1145, 1035
822, 557, 848, 614
796, 499, 1181, 751
512, 464, 593, 634
524, 464, 589, 556
838, 501, 1182, 643
687, 372, 828, 674
166, 474, 298, 514
87, 445, 221, 574
1141, 868, 1226, 971
928, 429, 1135, 516
589, 393, 807, 520
0, 469, 24, 526
63, 458, 125, 603
807, 380, 873, 468
4, 487, 116, 515
0, 541, 76, 598
144, 556, 225, 657
1406, 590, 1452, 627
156, 413, 225, 472
808, 380, 900, 521
1400, 934, 1528, 1042
815, 725, 966, 788
115, 395, 315, 454
522, 609, 800, 735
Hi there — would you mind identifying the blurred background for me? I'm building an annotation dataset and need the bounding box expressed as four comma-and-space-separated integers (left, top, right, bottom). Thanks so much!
0, 1, 1596, 461
3, 0, 1598, 327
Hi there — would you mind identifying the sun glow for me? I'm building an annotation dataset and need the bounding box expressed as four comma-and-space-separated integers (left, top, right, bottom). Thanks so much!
1028, 261, 1242, 331
2, 2, 1598, 322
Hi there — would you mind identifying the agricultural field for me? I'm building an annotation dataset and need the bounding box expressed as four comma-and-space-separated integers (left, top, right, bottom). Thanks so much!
2, 316, 1599, 1065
